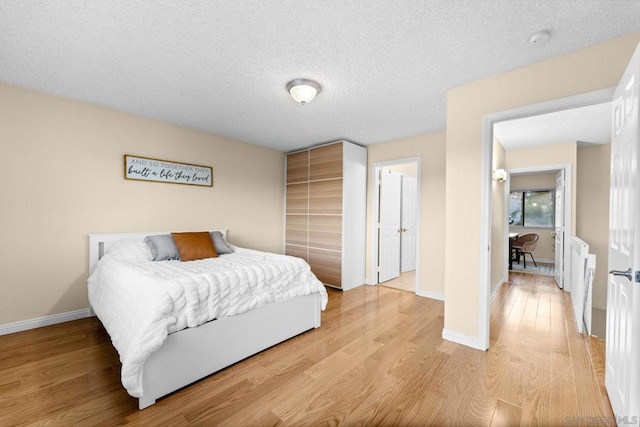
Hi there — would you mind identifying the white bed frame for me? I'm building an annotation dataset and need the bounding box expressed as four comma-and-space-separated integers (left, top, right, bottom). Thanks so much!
88, 231, 322, 410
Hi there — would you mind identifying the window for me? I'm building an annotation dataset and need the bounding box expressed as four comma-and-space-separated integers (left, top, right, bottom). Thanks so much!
509, 189, 554, 227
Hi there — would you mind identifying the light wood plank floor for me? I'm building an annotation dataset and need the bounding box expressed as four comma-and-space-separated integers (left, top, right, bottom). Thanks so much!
380, 270, 416, 293
0, 272, 613, 426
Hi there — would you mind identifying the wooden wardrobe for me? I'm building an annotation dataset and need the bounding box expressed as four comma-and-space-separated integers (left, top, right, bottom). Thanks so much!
285, 140, 367, 290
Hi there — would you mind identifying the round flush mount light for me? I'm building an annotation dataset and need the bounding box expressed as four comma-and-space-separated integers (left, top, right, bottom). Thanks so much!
286, 78, 321, 105
529, 30, 551, 45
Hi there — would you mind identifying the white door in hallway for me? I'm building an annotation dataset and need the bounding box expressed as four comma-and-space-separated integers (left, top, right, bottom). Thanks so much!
401, 175, 417, 273
554, 170, 565, 288
378, 168, 401, 283
606, 41, 640, 422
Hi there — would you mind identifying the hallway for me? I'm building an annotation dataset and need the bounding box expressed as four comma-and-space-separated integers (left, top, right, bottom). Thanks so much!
489, 272, 612, 424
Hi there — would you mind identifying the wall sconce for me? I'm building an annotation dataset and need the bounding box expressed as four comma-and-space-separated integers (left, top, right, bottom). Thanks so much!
286, 78, 321, 105
493, 168, 507, 182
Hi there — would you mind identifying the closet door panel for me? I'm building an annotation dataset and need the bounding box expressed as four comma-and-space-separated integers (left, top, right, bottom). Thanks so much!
286, 183, 308, 214
309, 179, 342, 215
308, 215, 342, 251
286, 151, 309, 184
285, 244, 308, 261
285, 215, 307, 247
285, 140, 365, 290
308, 248, 342, 287
309, 143, 343, 181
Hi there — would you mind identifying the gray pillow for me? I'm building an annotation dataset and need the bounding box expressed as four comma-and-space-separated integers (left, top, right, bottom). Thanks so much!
145, 234, 179, 261
210, 231, 233, 254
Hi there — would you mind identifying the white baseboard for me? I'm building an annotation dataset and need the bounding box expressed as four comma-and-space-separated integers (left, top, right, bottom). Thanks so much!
416, 289, 444, 301
0, 308, 91, 336
364, 277, 377, 285
490, 277, 506, 302
442, 328, 488, 351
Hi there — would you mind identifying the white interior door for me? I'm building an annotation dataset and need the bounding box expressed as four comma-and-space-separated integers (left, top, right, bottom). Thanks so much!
606, 41, 640, 421
401, 175, 417, 273
554, 170, 565, 288
378, 168, 401, 283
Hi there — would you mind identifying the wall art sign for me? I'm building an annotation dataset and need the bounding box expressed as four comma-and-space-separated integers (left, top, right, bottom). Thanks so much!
124, 155, 213, 187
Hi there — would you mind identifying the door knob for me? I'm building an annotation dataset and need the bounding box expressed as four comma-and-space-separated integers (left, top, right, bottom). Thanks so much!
609, 267, 633, 281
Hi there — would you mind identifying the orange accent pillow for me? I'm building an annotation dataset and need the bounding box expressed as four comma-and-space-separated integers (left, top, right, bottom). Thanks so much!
171, 231, 218, 261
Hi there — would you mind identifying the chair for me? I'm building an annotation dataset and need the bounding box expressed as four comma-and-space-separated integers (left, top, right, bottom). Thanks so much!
512, 233, 539, 268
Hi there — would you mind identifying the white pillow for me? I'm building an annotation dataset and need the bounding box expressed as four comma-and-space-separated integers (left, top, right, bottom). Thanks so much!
105, 239, 153, 263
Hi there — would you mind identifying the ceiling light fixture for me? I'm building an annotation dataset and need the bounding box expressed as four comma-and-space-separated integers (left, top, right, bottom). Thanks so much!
286, 78, 321, 105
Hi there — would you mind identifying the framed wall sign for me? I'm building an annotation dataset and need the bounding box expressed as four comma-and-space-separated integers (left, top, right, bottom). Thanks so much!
124, 155, 213, 187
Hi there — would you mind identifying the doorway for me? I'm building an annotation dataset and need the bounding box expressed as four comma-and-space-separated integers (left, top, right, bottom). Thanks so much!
479, 87, 615, 349
506, 168, 570, 286
371, 158, 421, 294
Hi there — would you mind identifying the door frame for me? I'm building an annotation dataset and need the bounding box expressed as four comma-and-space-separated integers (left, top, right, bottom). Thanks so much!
505, 163, 572, 290
479, 87, 615, 349
370, 157, 422, 294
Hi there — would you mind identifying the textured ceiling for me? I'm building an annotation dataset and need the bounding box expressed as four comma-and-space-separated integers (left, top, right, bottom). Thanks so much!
1, 1, 639, 152
494, 102, 613, 151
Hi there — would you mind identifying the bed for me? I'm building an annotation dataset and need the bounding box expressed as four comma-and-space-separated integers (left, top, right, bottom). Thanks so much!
88, 230, 327, 409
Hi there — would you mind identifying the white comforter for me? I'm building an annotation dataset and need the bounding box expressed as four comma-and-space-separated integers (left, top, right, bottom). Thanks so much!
88, 239, 327, 398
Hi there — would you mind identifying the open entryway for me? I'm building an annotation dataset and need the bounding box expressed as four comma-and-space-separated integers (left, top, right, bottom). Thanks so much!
505, 167, 570, 287
479, 88, 615, 352
372, 158, 420, 293
482, 43, 640, 420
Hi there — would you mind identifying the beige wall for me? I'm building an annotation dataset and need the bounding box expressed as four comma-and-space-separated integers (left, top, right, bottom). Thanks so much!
510, 172, 557, 190
0, 83, 285, 325
577, 144, 611, 311
445, 32, 640, 340
366, 131, 446, 295
490, 137, 506, 294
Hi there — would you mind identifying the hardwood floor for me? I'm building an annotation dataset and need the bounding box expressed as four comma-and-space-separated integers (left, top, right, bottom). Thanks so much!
380, 270, 416, 293
0, 273, 613, 426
